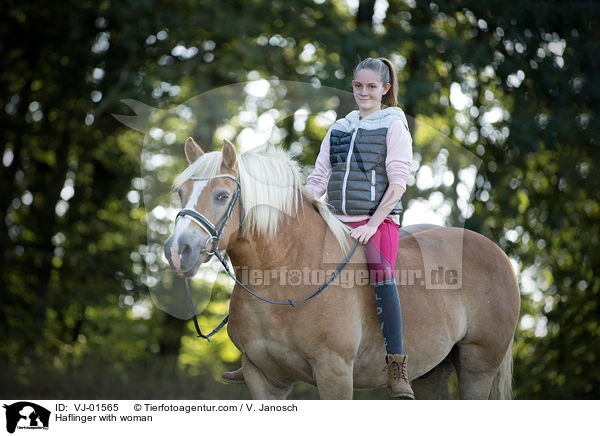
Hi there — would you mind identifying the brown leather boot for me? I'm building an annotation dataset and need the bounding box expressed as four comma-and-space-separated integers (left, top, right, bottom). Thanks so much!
385, 354, 415, 399
220, 367, 246, 384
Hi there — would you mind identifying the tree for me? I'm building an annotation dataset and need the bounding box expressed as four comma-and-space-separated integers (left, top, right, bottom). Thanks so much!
2, 0, 599, 399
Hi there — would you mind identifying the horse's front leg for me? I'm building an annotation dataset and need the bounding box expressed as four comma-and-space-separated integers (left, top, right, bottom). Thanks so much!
242, 353, 292, 400
314, 355, 354, 399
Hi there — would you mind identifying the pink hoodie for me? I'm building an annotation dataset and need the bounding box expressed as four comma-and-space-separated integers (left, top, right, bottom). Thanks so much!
305, 118, 413, 225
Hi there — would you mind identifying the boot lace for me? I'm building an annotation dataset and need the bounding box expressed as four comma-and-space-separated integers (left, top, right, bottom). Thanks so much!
384, 359, 408, 382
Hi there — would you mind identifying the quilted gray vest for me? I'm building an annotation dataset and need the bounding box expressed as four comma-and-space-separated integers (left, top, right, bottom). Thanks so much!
326, 107, 409, 216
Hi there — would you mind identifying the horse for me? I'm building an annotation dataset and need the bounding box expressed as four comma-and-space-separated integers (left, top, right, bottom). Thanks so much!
164, 137, 520, 400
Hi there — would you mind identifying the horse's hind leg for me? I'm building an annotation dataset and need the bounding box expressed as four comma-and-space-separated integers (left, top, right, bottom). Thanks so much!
452, 343, 498, 399
412, 358, 455, 400
242, 354, 291, 400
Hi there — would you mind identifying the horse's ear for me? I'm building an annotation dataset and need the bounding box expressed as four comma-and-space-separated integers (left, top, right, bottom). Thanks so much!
185, 137, 204, 164
222, 139, 238, 171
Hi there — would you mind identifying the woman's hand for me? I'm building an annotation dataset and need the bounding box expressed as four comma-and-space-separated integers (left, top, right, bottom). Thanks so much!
349, 223, 378, 244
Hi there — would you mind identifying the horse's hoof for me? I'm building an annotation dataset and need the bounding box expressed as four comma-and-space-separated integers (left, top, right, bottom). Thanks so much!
220, 368, 246, 384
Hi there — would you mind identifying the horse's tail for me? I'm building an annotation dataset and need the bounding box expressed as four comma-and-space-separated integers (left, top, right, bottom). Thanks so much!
305, 190, 351, 255
489, 337, 514, 400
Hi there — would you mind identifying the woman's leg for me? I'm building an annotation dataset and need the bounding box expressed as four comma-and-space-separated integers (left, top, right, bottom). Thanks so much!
363, 220, 403, 355
347, 219, 413, 398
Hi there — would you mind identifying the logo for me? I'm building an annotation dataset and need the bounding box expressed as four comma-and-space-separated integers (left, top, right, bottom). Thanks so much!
3, 402, 50, 434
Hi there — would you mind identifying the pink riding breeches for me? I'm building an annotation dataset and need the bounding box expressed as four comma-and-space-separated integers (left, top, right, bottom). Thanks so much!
346, 218, 400, 284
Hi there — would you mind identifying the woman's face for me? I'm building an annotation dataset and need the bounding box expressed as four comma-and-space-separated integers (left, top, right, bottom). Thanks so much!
352, 68, 391, 116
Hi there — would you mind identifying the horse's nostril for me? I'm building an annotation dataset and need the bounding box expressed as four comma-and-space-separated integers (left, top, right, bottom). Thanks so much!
179, 243, 192, 258
174, 234, 203, 272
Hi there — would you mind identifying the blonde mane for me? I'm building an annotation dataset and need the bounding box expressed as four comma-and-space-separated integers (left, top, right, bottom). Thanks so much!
174, 146, 350, 254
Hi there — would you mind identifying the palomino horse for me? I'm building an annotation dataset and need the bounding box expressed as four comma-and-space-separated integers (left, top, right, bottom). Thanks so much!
164, 137, 520, 400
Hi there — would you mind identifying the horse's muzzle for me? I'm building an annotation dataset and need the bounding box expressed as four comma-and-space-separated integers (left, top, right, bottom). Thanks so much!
164, 232, 210, 277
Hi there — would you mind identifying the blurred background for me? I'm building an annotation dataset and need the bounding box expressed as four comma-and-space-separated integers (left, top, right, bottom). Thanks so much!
1, 0, 598, 399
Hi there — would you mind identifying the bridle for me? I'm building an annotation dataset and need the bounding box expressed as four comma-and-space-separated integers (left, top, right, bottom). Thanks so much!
174, 173, 359, 341
175, 174, 243, 259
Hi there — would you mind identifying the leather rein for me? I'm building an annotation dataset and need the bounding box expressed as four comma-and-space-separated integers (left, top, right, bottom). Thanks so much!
175, 173, 359, 341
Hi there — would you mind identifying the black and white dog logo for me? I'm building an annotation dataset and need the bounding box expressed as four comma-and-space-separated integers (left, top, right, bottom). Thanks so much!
3, 402, 50, 434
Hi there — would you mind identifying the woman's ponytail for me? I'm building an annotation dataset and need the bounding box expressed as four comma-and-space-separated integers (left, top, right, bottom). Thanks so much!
379, 57, 398, 108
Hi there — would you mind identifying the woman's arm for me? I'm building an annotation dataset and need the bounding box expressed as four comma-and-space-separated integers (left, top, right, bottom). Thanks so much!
385, 119, 413, 191
368, 183, 406, 227
348, 184, 405, 244
305, 127, 333, 198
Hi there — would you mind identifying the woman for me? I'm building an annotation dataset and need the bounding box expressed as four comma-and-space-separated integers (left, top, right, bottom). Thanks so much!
222, 57, 414, 399
304, 57, 414, 399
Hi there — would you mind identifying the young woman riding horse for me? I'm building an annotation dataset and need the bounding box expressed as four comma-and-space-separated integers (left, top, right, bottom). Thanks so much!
309, 57, 413, 398
167, 60, 519, 400
224, 57, 416, 399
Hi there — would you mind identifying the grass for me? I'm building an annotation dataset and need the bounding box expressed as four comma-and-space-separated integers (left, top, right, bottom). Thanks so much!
1, 357, 250, 400
1, 357, 456, 400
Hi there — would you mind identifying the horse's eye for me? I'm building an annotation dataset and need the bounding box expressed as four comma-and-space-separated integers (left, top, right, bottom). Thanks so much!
216, 192, 229, 203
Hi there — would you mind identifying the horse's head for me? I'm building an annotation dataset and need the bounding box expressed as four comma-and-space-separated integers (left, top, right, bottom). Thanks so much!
164, 137, 241, 277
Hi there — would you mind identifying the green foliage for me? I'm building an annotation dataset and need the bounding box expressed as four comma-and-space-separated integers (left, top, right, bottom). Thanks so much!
1, 0, 598, 399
